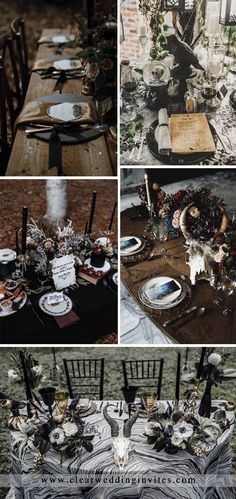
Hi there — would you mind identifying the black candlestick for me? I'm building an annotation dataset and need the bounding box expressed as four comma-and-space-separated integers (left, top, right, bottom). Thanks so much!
108, 202, 117, 232
87, 0, 94, 46
19, 350, 33, 418
196, 348, 206, 380
175, 352, 181, 403
84, 221, 88, 235
88, 191, 97, 235
21, 206, 28, 256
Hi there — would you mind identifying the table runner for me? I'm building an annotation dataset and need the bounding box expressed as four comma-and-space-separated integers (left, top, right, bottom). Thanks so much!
121, 207, 236, 344
8, 400, 235, 499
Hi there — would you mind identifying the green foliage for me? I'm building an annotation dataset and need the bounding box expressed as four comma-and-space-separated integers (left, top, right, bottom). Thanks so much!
120, 114, 144, 153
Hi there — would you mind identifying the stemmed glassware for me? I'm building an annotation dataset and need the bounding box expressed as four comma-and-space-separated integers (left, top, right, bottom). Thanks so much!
141, 393, 157, 416
121, 65, 139, 122
158, 219, 168, 259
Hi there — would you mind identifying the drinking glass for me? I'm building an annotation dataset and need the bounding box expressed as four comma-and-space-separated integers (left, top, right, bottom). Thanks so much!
158, 220, 168, 259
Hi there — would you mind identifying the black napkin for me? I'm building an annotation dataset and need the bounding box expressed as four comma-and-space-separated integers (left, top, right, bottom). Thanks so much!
49, 129, 62, 175
54, 70, 67, 93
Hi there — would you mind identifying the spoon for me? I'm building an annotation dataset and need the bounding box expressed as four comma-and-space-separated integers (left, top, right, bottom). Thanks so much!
174, 306, 206, 330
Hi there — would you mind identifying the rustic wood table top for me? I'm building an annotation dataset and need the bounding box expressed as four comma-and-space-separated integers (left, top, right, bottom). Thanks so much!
6, 29, 116, 177
121, 207, 236, 345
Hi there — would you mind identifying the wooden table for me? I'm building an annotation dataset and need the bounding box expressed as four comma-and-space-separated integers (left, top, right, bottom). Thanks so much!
6, 29, 116, 176
121, 208, 236, 345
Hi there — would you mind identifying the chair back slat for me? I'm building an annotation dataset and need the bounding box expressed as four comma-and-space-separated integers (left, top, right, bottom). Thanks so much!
63, 358, 104, 400
11, 18, 29, 98
122, 359, 165, 399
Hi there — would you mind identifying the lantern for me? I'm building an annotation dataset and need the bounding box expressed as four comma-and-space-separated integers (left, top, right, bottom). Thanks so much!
162, 0, 196, 11
219, 0, 236, 25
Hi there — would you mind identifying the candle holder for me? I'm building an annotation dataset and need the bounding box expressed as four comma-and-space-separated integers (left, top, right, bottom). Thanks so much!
186, 379, 200, 416
121, 386, 139, 418
39, 387, 56, 419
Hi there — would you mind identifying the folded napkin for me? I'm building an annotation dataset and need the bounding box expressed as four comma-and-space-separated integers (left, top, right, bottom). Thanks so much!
38, 34, 75, 44
54, 310, 80, 329
15, 100, 95, 129
155, 108, 172, 155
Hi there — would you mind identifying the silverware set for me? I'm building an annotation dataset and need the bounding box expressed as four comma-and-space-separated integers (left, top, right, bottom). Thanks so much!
163, 306, 206, 330
128, 126, 148, 162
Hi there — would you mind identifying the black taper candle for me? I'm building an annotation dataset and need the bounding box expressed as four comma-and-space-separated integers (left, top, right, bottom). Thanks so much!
108, 202, 117, 232
196, 348, 206, 380
87, 0, 94, 46
175, 352, 181, 403
19, 350, 33, 418
16, 230, 19, 256
84, 221, 88, 236
21, 206, 28, 256
88, 191, 97, 235
157, 358, 164, 400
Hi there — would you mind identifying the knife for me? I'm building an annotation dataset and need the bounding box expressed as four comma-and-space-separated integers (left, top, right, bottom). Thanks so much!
163, 306, 197, 327
119, 401, 123, 417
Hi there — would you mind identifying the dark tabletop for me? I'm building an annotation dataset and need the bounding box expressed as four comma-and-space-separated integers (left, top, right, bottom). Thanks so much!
0, 263, 117, 344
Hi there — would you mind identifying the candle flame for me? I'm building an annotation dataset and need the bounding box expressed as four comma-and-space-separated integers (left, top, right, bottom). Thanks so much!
144, 173, 148, 180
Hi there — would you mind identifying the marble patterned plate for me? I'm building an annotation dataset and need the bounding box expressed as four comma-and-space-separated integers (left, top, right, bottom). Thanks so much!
39, 293, 72, 316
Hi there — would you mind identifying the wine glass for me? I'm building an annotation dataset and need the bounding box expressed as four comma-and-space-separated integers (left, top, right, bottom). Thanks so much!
95, 99, 110, 133
121, 65, 139, 122
158, 220, 168, 259
141, 393, 157, 416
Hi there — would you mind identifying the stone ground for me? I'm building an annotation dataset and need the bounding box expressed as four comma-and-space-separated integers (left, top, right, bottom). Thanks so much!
0, 346, 235, 498
0, 179, 117, 248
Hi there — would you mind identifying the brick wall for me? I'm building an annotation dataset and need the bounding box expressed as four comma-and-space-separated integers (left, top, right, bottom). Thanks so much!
120, 0, 141, 60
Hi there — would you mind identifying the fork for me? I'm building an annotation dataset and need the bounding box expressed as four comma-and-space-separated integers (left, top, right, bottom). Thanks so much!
136, 126, 148, 161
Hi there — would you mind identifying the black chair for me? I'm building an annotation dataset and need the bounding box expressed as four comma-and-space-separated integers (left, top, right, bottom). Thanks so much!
63, 358, 105, 400
10, 18, 29, 99
122, 359, 164, 400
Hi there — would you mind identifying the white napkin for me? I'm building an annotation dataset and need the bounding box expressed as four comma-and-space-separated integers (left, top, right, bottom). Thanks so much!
155, 108, 171, 155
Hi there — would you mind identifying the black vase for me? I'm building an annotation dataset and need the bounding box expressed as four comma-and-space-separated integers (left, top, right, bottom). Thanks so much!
39, 387, 56, 417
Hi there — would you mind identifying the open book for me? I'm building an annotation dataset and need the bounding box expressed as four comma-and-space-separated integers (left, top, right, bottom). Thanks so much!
170, 113, 216, 155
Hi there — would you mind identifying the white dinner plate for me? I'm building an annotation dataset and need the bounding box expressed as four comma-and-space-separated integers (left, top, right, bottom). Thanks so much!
0, 249, 16, 263
0, 291, 27, 317
39, 293, 73, 316
139, 277, 187, 310
84, 258, 111, 273
143, 276, 182, 305
47, 102, 84, 122
52, 35, 75, 44
120, 236, 142, 256
53, 59, 80, 71
112, 272, 118, 285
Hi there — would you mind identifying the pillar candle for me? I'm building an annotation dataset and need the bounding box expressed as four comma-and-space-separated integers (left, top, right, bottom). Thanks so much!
88, 191, 97, 234
21, 206, 28, 256
108, 202, 117, 231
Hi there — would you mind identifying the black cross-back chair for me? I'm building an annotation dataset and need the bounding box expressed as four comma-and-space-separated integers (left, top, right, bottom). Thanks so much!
122, 359, 164, 400
10, 18, 29, 99
63, 358, 105, 400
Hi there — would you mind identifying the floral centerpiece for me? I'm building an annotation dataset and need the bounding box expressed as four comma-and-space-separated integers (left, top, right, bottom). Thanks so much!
9, 396, 95, 467
145, 404, 229, 458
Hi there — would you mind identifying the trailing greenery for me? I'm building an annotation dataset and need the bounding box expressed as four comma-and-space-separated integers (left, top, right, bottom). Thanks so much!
120, 113, 144, 153
138, 0, 169, 60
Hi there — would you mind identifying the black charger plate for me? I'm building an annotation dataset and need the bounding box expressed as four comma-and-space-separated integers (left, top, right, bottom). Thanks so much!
146, 118, 217, 165
32, 126, 103, 145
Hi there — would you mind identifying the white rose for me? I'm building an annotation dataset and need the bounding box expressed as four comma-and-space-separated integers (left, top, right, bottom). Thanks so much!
62, 422, 78, 437
31, 365, 43, 375
49, 428, 65, 445
8, 369, 20, 381
208, 353, 222, 367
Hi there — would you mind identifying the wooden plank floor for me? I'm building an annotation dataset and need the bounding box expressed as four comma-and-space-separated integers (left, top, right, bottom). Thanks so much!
6, 29, 116, 177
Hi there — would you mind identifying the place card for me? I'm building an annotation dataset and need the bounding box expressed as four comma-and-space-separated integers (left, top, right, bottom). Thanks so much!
47, 292, 64, 305
170, 113, 216, 154
51, 255, 76, 290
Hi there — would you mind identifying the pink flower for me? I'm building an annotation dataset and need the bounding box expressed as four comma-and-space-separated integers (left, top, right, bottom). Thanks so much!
172, 218, 180, 229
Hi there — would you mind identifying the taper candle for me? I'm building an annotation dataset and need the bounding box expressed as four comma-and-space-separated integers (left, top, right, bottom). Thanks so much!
87, 0, 94, 45
16, 230, 19, 256
196, 348, 206, 380
19, 350, 33, 418
84, 221, 88, 235
144, 173, 151, 209
175, 352, 181, 403
21, 206, 28, 256
108, 202, 117, 231
88, 191, 97, 234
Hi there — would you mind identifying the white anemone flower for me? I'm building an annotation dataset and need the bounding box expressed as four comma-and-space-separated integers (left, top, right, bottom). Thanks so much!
208, 353, 222, 367
31, 364, 43, 375
49, 428, 65, 445
8, 369, 20, 381
62, 422, 78, 437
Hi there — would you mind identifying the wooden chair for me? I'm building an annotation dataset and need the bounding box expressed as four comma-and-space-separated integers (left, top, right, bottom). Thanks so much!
122, 359, 164, 400
63, 358, 105, 400
0, 34, 22, 174
10, 18, 29, 98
